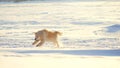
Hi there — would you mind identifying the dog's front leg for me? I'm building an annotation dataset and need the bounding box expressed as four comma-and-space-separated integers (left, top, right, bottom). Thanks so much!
32, 40, 39, 45
36, 41, 45, 47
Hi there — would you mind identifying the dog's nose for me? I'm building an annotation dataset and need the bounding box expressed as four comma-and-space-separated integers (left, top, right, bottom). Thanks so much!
35, 38, 36, 40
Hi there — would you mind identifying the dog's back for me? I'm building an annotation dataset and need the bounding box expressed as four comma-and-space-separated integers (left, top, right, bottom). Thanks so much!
35, 29, 61, 41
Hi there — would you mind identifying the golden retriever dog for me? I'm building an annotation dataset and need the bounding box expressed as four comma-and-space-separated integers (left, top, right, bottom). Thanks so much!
32, 29, 62, 47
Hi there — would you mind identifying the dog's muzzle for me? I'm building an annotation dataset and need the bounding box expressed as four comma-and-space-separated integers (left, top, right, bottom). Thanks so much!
35, 38, 39, 41
35, 38, 37, 40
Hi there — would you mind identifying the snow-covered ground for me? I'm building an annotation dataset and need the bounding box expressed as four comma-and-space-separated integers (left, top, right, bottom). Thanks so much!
0, 48, 120, 68
0, 1, 120, 68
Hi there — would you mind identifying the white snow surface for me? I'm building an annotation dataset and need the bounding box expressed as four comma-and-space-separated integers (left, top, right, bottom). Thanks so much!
0, 1, 120, 68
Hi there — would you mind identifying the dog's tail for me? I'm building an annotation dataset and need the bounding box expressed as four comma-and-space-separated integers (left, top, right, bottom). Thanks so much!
55, 31, 62, 36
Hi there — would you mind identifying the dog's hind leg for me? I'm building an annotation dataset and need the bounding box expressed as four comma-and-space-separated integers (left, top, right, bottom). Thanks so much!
53, 40, 59, 48
56, 41, 59, 48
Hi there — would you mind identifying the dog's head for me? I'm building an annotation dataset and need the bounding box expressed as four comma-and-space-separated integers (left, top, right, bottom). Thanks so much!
34, 32, 40, 41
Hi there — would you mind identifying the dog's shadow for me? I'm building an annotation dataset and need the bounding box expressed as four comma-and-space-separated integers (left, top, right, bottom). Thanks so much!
5, 49, 120, 57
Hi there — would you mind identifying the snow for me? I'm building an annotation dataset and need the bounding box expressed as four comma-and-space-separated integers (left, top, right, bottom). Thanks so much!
1, 56, 119, 68
0, 1, 120, 68
105, 24, 120, 33
0, 48, 120, 68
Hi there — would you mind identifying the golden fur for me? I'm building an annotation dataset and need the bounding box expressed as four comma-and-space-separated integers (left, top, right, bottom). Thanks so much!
32, 29, 62, 47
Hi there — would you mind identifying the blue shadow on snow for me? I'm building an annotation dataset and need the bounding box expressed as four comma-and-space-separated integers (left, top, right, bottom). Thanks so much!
6, 49, 120, 56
